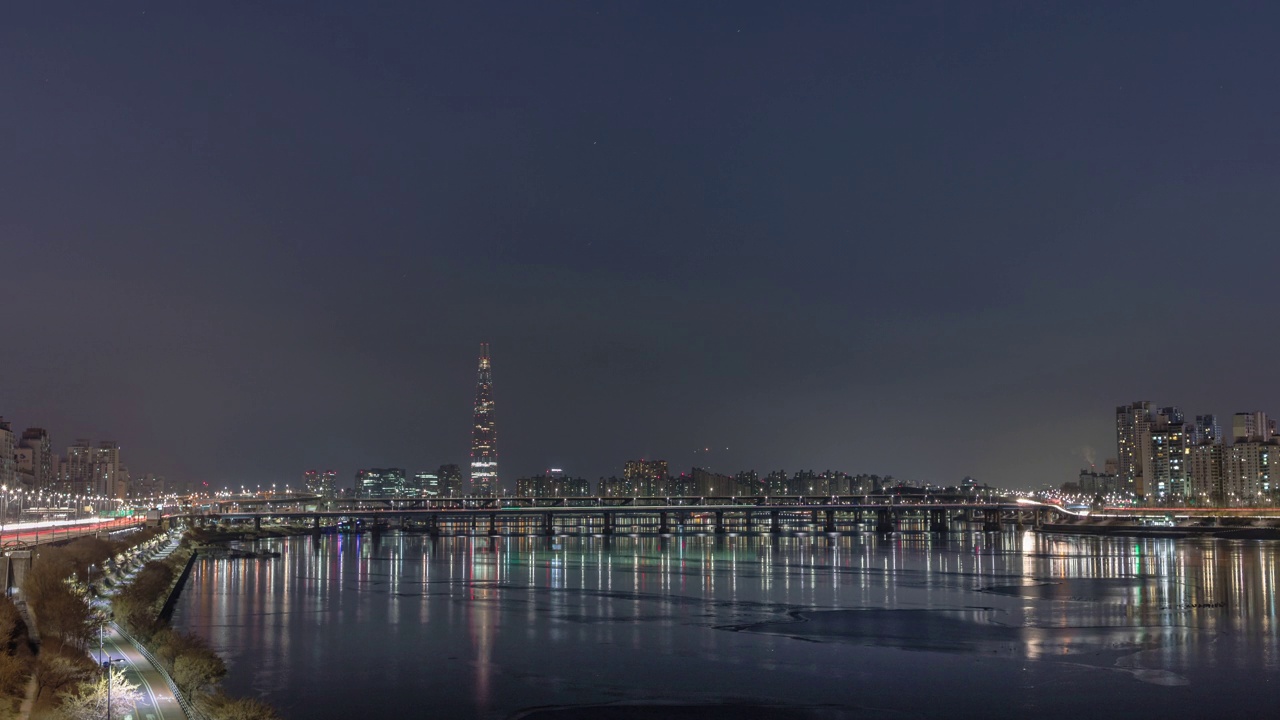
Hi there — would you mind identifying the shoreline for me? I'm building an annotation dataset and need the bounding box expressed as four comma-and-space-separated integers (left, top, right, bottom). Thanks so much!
1037, 522, 1280, 540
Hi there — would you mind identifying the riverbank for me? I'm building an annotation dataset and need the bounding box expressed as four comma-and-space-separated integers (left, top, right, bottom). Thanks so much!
109, 531, 280, 720
1039, 521, 1280, 540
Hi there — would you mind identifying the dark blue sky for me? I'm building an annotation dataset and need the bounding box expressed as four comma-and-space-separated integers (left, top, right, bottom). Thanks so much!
4, 2, 1280, 491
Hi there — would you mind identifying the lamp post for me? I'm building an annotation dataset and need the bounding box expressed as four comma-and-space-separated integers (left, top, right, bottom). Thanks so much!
102, 656, 124, 719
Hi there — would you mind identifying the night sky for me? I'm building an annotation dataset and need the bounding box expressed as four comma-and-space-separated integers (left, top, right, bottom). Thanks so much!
4, 2, 1280, 492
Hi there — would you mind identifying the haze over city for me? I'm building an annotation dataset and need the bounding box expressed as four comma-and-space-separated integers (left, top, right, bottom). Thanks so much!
5, 2, 1280, 491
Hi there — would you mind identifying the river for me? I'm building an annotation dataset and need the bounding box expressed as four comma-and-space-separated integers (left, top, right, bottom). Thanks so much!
170, 531, 1279, 719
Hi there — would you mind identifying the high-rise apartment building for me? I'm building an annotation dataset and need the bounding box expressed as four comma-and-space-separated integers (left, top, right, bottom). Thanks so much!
18, 428, 53, 490
469, 343, 498, 496
516, 472, 590, 497
1224, 440, 1279, 503
93, 441, 121, 496
691, 467, 735, 496
622, 460, 668, 495
1232, 412, 1272, 442
1191, 415, 1222, 445
1147, 423, 1189, 499
66, 439, 95, 495
0, 419, 14, 490
1188, 443, 1226, 505
129, 473, 166, 499
303, 470, 338, 499
1116, 402, 1155, 497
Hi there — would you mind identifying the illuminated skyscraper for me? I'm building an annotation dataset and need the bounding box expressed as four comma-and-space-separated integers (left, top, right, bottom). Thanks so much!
469, 343, 498, 496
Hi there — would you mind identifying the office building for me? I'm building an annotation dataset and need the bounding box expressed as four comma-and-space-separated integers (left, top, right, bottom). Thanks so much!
356, 468, 407, 499
413, 471, 440, 497
438, 464, 463, 497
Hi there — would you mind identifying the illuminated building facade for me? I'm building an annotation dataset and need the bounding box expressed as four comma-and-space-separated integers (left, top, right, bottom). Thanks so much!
357, 468, 407, 498
1116, 401, 1154, 497
303, 470, 338, 499
516, 470, 590, 497
622, 459, 667, 495
1188, 443, 1226, 505
469, 343, 498, 496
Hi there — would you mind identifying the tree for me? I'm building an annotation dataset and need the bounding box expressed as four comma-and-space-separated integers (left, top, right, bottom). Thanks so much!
173, 652, 226, 698
0, 596, 25, 652
57, 668, 142, 720
33, 580, 98, 652
0, 652, 28, 698
34, 655, 93, 701
206, 695, 283, 720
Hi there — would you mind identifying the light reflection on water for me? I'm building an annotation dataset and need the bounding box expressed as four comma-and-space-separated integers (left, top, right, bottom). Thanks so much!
172, 532, 1280, 719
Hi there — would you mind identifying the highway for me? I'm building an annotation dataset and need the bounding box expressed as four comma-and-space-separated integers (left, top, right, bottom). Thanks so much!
0, 517, 146, 546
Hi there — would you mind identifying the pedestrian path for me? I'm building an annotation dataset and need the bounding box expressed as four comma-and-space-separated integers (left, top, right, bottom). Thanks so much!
94, 531, 194, 720
96, 623, 189, 720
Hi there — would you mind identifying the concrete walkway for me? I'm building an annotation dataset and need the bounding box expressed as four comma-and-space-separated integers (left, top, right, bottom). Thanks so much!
93, 533, 192, 720
95, 624, 189, 720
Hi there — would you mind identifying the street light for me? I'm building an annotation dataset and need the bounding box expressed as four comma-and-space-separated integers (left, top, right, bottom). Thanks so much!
102, 657, 125, 719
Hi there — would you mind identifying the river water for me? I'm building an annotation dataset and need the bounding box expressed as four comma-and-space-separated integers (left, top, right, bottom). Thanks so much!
170, 531, 1279, 719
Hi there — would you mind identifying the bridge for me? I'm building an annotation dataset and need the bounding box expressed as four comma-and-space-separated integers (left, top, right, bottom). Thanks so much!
180, 498, 1054, 536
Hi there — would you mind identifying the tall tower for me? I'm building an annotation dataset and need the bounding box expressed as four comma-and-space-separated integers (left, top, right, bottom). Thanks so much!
470, 343, 498, 496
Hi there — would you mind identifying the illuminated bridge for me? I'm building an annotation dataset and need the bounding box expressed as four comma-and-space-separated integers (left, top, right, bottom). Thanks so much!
179, 496, 1055, 536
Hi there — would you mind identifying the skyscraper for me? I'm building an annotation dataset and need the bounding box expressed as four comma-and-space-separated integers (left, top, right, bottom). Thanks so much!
469, 343, 498, 496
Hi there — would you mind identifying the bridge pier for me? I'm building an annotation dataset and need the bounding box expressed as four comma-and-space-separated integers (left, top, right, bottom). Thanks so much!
770, 510, 780, 533
659, 511, 671, 535
983, 509, 1004, 532
875, 509, 895, 534
601, 512, 613, 535
488, 513, 499, 536
542, 513, 555, 536
929, 509, 948, 534
428, 515, 440, 537
714, 511, 726, 534
254, 516, 261, 532
823, 509, 836, 533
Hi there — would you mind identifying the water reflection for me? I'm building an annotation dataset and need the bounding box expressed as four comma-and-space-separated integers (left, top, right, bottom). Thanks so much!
173, 532, 1280, 719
